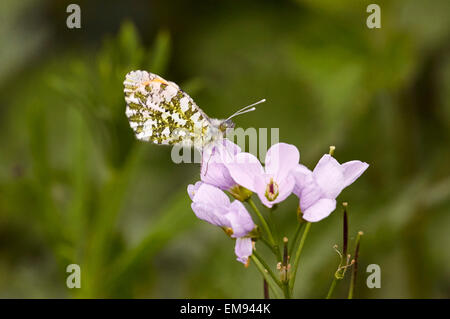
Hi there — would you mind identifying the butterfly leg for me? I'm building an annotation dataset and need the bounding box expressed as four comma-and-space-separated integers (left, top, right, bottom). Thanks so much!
201, 145, 215, 177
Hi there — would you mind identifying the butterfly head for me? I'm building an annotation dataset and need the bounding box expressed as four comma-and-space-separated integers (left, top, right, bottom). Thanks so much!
209, 118, 234, 138
219, 119, 235, 133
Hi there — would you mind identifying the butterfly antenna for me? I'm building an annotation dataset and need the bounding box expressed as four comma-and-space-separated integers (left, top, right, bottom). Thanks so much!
234, 107, 256, 116
225, 98, 266, 121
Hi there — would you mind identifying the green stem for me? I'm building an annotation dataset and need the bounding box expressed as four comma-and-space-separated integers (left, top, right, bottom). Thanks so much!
247, 198, 281, 261
282, 237, 291, 299
326, 277, 338, 299
348, 231, 363, 299
289, 222, 312, 292
251, 255, 282, 299
252, 250, 283, 288
283, 283, 291, 299
288, 222, 304, 256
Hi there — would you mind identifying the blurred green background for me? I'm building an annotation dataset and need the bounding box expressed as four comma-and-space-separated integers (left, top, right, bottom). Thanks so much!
0, 0, 449, 298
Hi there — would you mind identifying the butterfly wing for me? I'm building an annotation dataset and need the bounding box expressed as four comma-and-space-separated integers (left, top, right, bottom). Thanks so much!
124, 70, 211, 147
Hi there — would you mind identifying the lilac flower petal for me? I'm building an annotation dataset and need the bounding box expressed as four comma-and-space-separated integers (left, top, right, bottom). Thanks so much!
341, 160, 369, 188
201, 162, 236, 190
192, 183, 230, 207
302, 198, 337, 222
221, 139, 241, 155
226, 152, 264, 192
313, 154, 345, 198
200, 140, 241, 190
256, 194, 274, 209
299, 180, 323, 212
265, 143, 300, 183
291, 164, 312, 197
187, 181, 203, 200
191, 202, 230, 228
202, 139, 241, 167
227, 201, 255, 238
214, 139, 241, 165
272, 175, 296, 204
235, 237, 253, 264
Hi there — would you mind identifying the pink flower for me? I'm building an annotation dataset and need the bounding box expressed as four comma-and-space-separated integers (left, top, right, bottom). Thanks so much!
235, 237, 253, 264
200, 139, 241, 191
226, 143, 300, 208
187, 181, 203, 200
188, 182, 255, 264
292, 154, 369, 222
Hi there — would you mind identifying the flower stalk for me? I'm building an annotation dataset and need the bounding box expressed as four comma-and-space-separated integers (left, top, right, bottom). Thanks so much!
326, 278, 338, 299
289, 221, 312, 292
263, 279, 269, 299
252, 249, 283, 288
342, 202, 348, 257
348, 231, 363, 299
247, 197, 282, 261
251, 254, 282, 299
289, 220, 305, 256
281, 237, 291, 298
326, 203, 353, 298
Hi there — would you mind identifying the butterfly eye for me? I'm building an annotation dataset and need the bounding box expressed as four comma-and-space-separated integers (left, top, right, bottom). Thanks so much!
220, 119, 234, 132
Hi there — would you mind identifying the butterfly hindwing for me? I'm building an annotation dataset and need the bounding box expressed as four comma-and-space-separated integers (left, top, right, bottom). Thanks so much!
124, 71, 211, 147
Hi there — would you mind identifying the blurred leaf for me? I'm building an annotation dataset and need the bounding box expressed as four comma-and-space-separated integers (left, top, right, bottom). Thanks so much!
149, 30, 171, 75
105, 188, 196, 297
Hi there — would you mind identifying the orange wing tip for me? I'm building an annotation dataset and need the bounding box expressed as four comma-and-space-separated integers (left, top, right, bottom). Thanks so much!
142, 78, 168, 86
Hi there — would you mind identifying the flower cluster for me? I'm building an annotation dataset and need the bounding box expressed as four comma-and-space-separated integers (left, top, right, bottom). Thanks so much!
187, 140, 368, 265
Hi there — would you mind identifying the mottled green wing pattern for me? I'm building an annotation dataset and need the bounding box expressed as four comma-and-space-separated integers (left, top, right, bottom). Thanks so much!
124, 70, 210, 147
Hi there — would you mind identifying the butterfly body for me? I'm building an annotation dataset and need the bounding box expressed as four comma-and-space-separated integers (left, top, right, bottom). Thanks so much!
124, 70, 233, 150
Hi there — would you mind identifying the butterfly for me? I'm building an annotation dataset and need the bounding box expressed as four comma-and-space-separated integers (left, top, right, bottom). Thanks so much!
123, 70, 264, 150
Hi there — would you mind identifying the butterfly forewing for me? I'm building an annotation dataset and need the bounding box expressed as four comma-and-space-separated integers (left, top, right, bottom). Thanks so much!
124, 71, 211, 147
